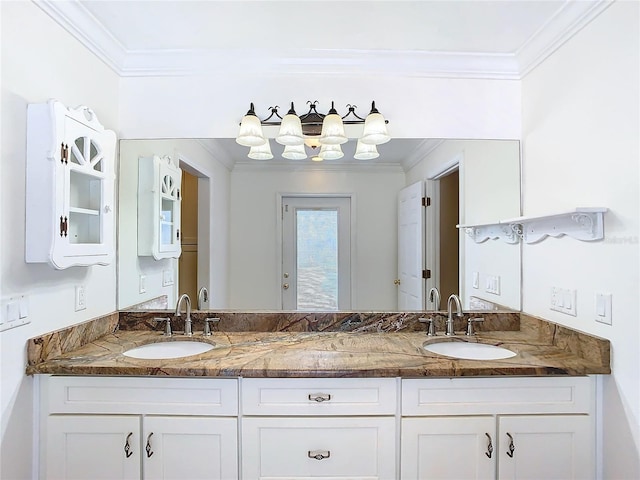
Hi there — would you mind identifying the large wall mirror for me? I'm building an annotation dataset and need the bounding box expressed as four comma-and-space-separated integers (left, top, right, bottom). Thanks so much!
117, 138, 521, 312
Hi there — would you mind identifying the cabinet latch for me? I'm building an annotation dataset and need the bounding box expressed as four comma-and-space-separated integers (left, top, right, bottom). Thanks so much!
176, 229, 180, 241
422, 269, 431, 279
60, 143, 69, 164
59, 216, 68, 237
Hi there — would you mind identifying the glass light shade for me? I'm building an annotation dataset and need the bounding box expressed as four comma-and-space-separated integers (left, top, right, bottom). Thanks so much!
354, 140, 379, 160
360, 112, 390, 145
282, 144, 307, 160
276, 113, 304, 146
318, 143, 344, 160
319, 114, 348, 145
248, 140, 273, 160
236, 114, 266, 147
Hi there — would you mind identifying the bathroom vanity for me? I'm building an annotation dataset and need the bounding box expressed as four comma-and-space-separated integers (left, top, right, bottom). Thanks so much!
28, 310, 609, 479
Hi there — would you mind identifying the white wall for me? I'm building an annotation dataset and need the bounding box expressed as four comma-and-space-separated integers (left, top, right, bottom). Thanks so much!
117, 139, 231, 310
229, 165, 406, 310
521, 1, 640, 477
117, 75, 521, 140
406, 140, 521, 310
0, 2, 121, 479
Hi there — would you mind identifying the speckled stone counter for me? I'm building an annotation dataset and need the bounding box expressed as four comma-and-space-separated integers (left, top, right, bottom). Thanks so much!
26, 310, 610, 377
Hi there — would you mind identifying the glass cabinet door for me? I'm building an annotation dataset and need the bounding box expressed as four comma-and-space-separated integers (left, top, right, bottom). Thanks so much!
159, 170, 181, 253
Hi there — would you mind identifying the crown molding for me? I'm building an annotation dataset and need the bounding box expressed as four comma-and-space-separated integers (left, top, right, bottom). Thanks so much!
517, 0, 614, 78
401, 139, 446, 172
232, 161, 405, 174
194, 139, 235, 171
36, 0, 612, 80
34, 0, 127, 73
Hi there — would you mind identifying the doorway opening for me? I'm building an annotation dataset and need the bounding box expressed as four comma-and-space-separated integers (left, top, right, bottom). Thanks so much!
426, 163, 460, 304
176, 159, 211, 309
178, 170, 199, 302
281, 196, 352, 310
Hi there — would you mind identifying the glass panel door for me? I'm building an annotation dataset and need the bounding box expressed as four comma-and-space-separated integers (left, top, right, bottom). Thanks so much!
282, 196, 351, 310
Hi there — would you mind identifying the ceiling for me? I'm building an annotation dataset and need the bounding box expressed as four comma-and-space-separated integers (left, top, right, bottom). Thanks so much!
36, 0, 610, 168
40, 0, 609, 78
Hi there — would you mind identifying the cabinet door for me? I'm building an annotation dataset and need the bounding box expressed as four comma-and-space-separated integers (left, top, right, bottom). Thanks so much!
142, 416, 237, 480
401, 416, 495, 480
157, 163, 181, 256
497, 415, 592, 480
46, 415, 140, 480
52, 114, 114, 266
242, 416, 396, 479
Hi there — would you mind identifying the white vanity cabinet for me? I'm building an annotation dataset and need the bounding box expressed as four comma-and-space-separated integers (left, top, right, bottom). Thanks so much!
39, 376, 238, 480
138, 155, 182, 260
37, 375, 597, 480
47, 415, 141, 480
26, 100, 116, 269
241, 377, 397, 480
400, 376, 595, 480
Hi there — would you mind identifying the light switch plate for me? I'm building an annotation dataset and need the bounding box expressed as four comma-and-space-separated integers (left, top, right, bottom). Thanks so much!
595, 293, 612, 325
550, 287, 577, 316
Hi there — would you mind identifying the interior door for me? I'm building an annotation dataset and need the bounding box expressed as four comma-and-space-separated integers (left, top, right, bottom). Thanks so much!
281, 196, 351, 310
397, 181, 425, 310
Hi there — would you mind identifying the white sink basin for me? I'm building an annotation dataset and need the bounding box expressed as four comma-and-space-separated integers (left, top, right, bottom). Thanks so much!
123, 341, 214, 360
423, 341, 516, 360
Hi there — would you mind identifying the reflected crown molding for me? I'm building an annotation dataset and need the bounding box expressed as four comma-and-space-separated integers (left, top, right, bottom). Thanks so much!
35, 0, 613, 80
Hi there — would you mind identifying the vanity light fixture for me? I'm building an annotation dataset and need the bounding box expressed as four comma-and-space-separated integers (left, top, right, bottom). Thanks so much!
236, 100, 390, 160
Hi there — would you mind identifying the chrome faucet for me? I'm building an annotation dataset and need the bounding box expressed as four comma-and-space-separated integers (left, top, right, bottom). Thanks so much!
445, 294, 463, 336
197, 287, 209, 310
175, 294, 192, 336
428, 287, 441, 311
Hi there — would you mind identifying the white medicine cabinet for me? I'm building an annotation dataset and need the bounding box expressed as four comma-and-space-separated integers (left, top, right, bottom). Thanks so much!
138, 155, 182, 259
26, 100, 116, 269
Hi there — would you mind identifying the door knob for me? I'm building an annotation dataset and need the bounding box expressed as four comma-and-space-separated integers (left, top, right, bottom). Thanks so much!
283, 283, 290, 290
394, 279, 401, 285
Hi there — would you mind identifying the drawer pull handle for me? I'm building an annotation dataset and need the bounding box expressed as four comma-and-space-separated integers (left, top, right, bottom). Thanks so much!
308, 393, 331, 402
145, 432, 154, 458
485, 433, 493, 459
124, 432, 133, 458
308, 450, 331, 460
506, 432, 515, 458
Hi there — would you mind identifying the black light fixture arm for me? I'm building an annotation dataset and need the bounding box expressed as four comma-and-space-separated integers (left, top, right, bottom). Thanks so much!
241, 100, 388, 127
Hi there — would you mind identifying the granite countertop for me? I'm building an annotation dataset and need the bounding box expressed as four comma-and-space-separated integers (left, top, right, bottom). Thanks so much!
26, 311, 610, 377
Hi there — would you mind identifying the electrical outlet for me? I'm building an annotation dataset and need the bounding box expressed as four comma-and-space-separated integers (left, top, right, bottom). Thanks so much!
550, 287, 577, 316
139, 275, 147, 294
162, 269, 174, 287
75, 285, 86, 311
472, 272, 479, 289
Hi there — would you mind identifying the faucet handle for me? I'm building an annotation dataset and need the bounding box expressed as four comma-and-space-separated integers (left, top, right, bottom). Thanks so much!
153, 317, 172, 337
203, 317, 220, 336
466, 317, 484, 336
419, 317, 436, 336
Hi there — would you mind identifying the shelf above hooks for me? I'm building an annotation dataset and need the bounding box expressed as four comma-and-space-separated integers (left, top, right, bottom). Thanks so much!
458, 208, 608, 244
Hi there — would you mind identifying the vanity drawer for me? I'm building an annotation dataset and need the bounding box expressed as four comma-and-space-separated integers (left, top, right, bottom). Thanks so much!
242, 377, 397, 415
241, 416, 396, 479
402, 376, 593, 416
43, 375, 238, 415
